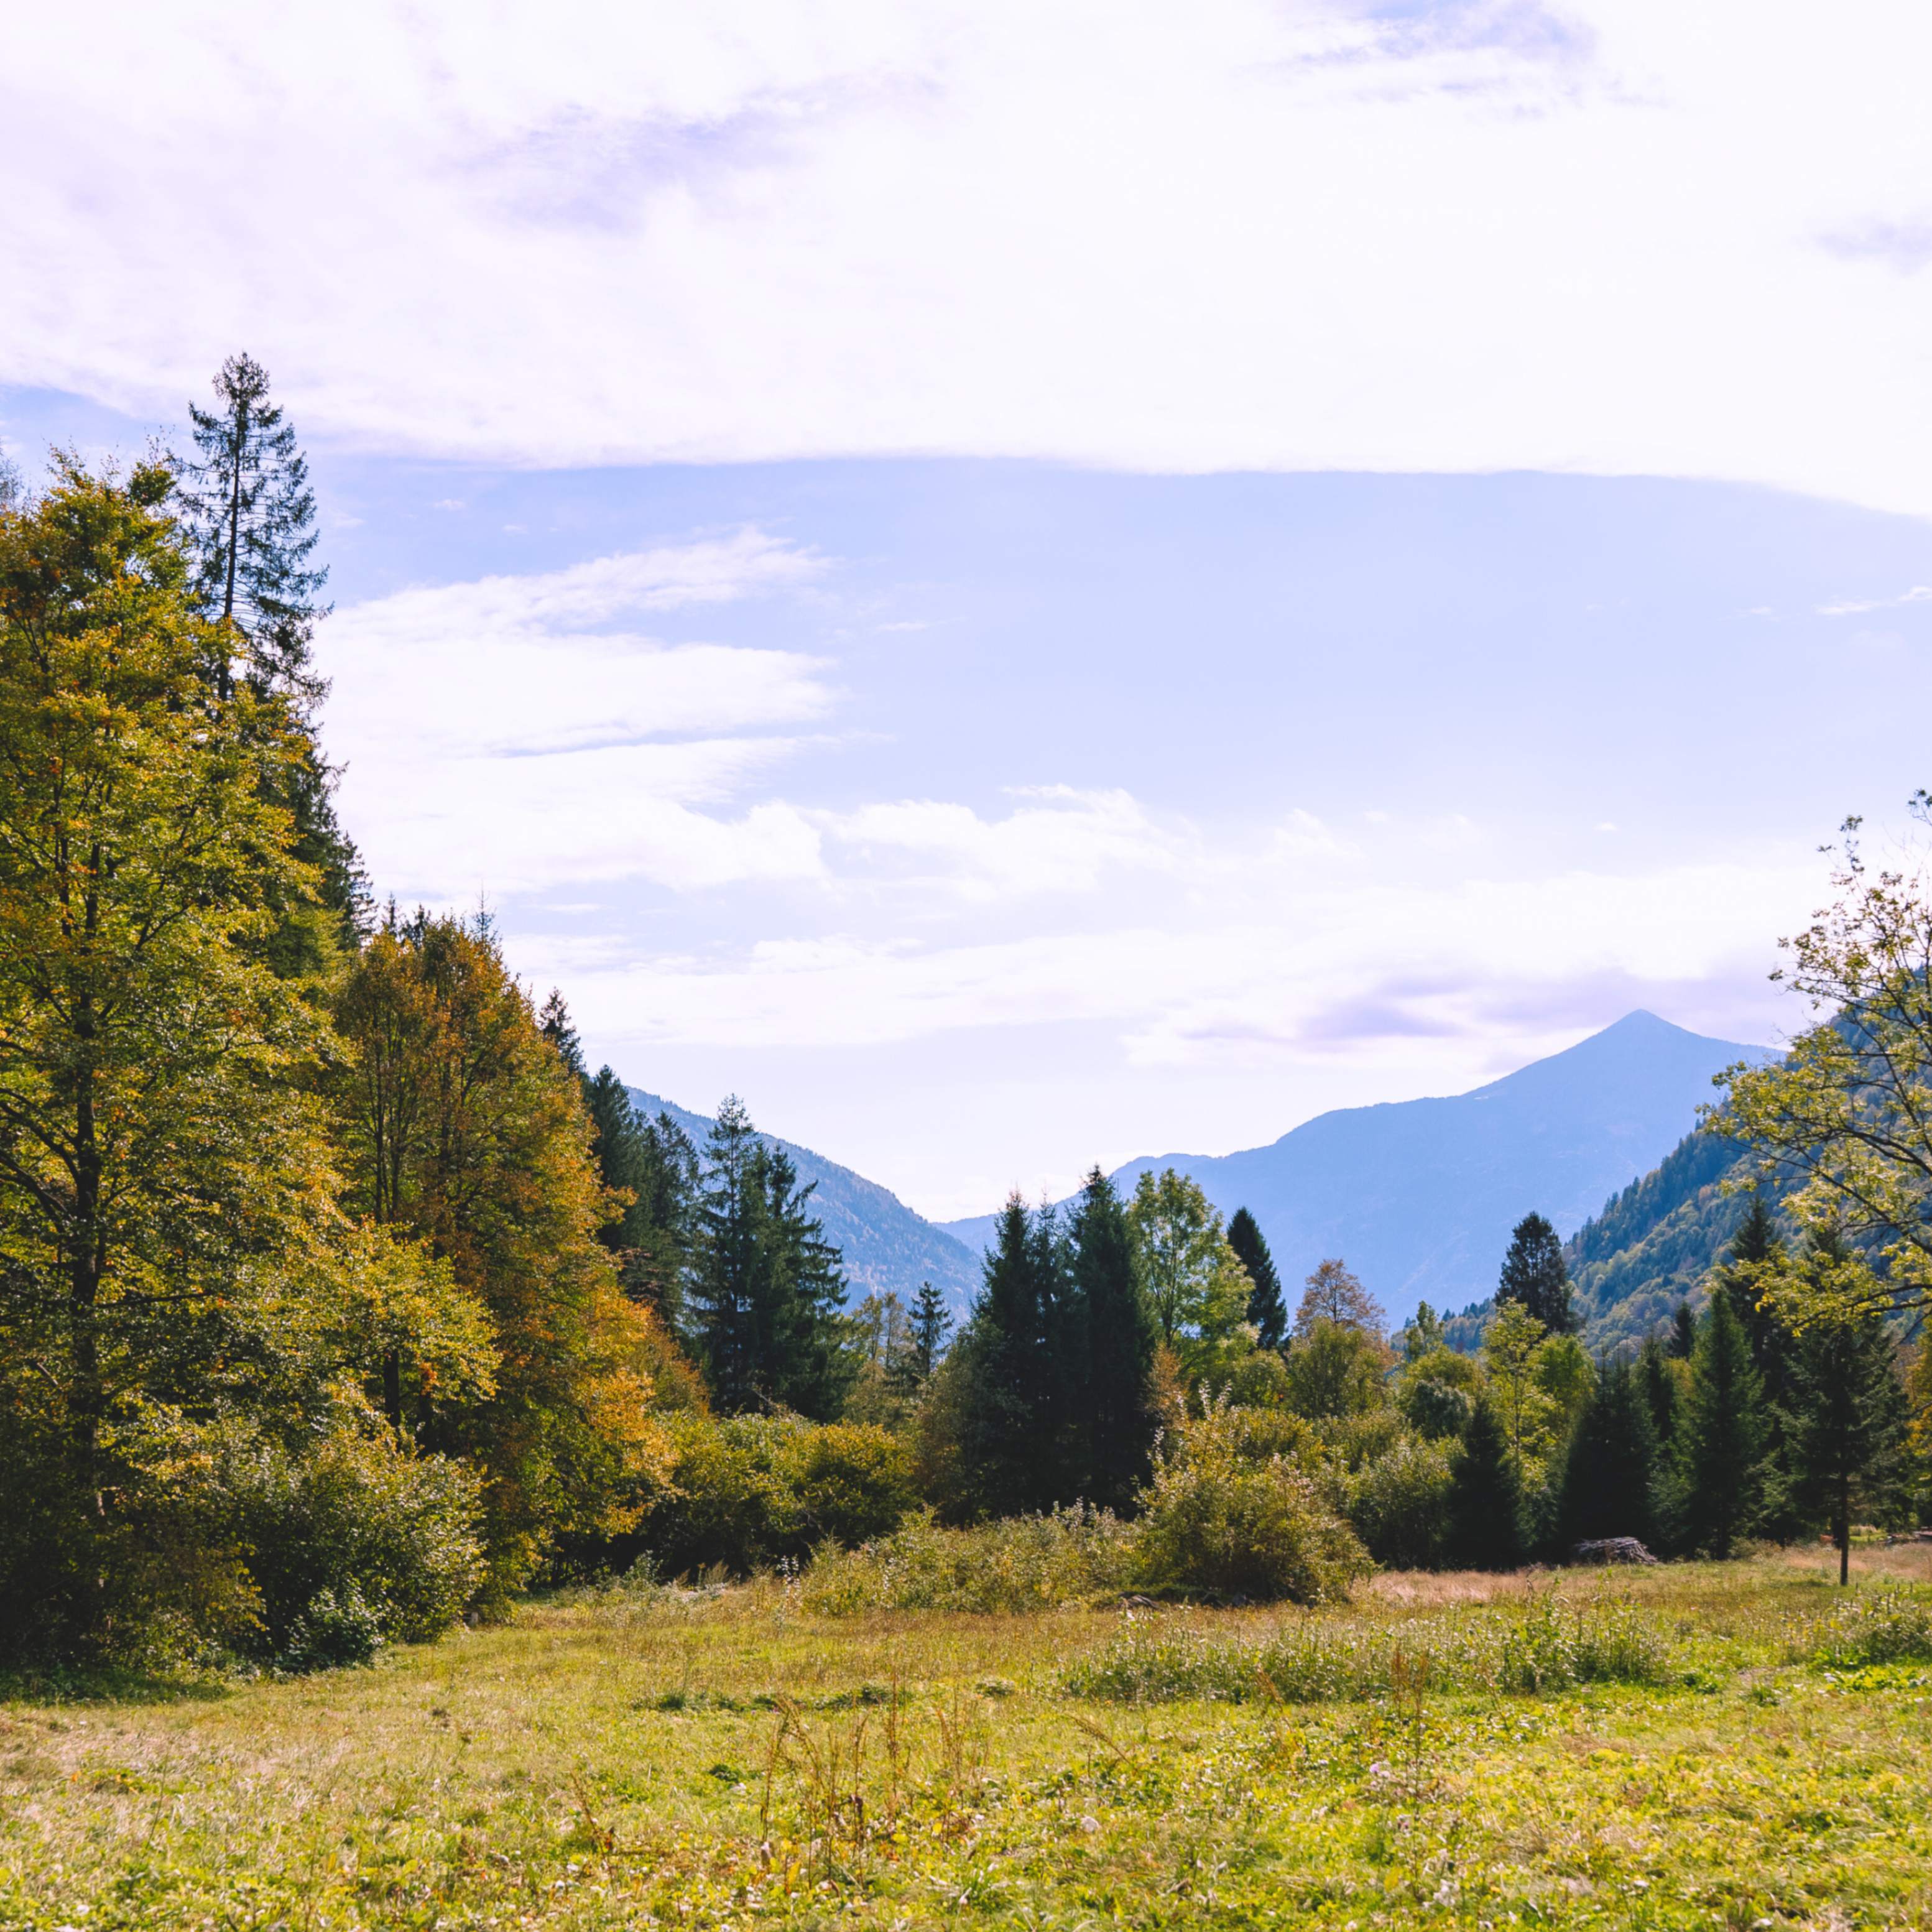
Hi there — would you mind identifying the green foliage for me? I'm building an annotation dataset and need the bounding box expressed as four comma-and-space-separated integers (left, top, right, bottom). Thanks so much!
1282, 1316, 1391, 1420
800, 1505, 1137, 1614
1556, 1357, 1660, 1550
1066, 1167, 1160, 1510
1497, 1210, 1576, 1332
1134, 1400, 1370, 1603
1226, 1206, 1287, 1350
1338, 1432, 1453, 1568
1444, 1394, 1525, 1570
1808, 1583, 1932, 1666
1396, 1344, 1479, 1439
1681, 1290, 1768, 1558
642, 1415, 915, 1578
1127, 1168, 1255, 1380
688, 1097, 856, 1421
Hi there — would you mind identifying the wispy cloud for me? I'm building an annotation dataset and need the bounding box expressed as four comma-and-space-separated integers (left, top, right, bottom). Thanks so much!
1817, 585, 1932, 617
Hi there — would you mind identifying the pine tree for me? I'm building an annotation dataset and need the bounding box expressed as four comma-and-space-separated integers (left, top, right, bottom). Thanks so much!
1497, 1212, 1576, 1333
1681, 1292, 1768, 1558
176, 353, 328, 698
908, 1282, 954, 1384
539, 989, 585, 1077
1782, 1295, 1910, 1586
1713, 1192, 1801, 1537
1638, 1334, 1681, 1447
1226, 1206, 1287, 1350
1067, 1167, 1158, 1512
1669, 1302, 1696, 1359
1445, 1394, 1525, 1570
175, 354, 366, 951
950, 1198, 1075, 1517
1557, 1357, 1660, 1549
686, 1098, 854, 1420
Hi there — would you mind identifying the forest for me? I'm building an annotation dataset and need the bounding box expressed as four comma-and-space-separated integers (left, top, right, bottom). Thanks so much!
3, 359, 1932, 1687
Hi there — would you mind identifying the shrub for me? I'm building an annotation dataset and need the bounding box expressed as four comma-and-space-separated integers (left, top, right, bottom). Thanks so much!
642, 1414, 915, 1577
1808, 1586, 1932, 1668
802, 1507, 1137, 1614
277, 1584, 385, 1673
1340, 1435, 1453, 1569
1134, 1405, 1370, 1604
231, 1423, 486, 1654
1491, 1591, 1666, 1691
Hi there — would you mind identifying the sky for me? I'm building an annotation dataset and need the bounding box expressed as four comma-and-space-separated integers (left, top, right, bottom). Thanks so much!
7, 1, 1932, 1220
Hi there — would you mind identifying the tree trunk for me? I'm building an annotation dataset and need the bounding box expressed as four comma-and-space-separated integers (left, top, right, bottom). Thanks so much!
1837, 1471, 1851, 1587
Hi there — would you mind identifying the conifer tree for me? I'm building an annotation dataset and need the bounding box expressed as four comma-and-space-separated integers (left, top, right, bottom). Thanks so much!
1638, 1334, 1681, 1447
1497, 1212, 1576, 1333
1067, 1168, 1158, 1512
1781, 1297, 1910, 1585
1227, 1206, 1288, 1350
1446, 1394, 1525, 1570
686, 1098, 853, 1420
1669, 1302, 1696, 1359
1557, 1357, 1660, 1548
175, 353, 365, 950
908, 1282, 954, 1385
176, 353, 328, 698
1681, 1292, 1768, 1558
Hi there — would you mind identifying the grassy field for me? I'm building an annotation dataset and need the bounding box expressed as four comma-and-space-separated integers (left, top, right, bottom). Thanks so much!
4, 1549, 1931, 1930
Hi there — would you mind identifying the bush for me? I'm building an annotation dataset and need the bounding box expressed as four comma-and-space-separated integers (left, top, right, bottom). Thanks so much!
1808, 1586, 1932, 1668
642, 1414, 915, 1577
802, 1506, 1138, 1614
1341, 1435, 1453, 1569
1134, 1405, 1370, 1604
277, 1584, 385, 1673
231, 1423, 486, 1655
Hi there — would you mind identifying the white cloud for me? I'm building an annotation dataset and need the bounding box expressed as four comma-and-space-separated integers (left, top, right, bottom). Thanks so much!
8, 2, 1932, 511
1818, 585, 1932, 617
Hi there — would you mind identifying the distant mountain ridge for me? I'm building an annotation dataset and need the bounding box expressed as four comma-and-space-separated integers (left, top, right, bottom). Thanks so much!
940, 1012, 1771, 1324
623, 1086, 982, 1310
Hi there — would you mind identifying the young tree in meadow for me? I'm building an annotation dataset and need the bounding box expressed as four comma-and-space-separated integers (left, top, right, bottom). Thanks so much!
1556, 1357, 1660, 1550
1497, 1211, 1576, 1333
1226, 1206, 1288, 1351
1680, 1292, 1768, 1558
1779, 1269, 1910, 1585
1445, 1394, 1525, 1570
687, 1098, 855, 1422
1126, 1170, 1255, 1382
1066, 1167, 1160, 1511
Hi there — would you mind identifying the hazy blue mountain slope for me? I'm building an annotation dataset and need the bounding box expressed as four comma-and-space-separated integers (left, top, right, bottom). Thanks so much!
625, 1088, 982, 1310
940, 1011, 1767, 1324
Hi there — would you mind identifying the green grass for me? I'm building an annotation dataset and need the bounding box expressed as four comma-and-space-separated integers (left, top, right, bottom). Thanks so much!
5, 1546, 1932, 1928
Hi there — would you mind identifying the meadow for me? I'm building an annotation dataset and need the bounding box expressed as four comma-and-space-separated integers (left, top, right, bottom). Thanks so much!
4, 1548, 1931, 1931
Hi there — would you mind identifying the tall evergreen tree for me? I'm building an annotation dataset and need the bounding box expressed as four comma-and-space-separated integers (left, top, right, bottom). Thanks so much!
1669, 1301, 1696, 1359
950, 1198, 1076, 1517
1226, 1206, 1288, 1350
1713, 1192, 1803, 1538
1066, 1168, 1159, 1512
1782, 1298, 1910, 1586
1638, 1334, 1681, 1448
538, 989, 585, 1076
687, 1098, 854, 1420
176, 353, 328, 698
1681, 1292, 1768, 1558
175, 354, 366, 950
908, 1282, 954, 1385
1497, 1212, 1576, 1333
1557, 1357, 1660, 1549
1445, 1394, 1525, 1570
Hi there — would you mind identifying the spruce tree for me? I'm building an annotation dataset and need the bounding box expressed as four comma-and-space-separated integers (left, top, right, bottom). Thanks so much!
1681, 1292, 1768, 1558
687, 1097, 854, 1419
1782, 1301, 1910, 1586
1446, 1394, 1525, 1570
1714, 1193, 1801, 1537
1638, 1334, 1681, 1447
539, 989, 585, 1076
1067, 1167, 1158, 1512
1497, 1212, 1576, 1333
908, 1282, 954, 1384
1669, 1302, 1696, 1359
1557, 1357, 1660, 1549
1226, 1206, 1288, 1350
177, 353, 328, 698
175, 353, 366, 949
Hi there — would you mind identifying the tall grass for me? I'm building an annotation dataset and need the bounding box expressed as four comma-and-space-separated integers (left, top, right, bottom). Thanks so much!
1063, 1589, 1670, 1703
1805, 1583, 1932, 1668
800, 1507, 1137, 1613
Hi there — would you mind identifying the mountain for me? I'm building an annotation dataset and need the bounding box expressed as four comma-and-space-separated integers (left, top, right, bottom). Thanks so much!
940, 1011, 1770, 1324
624, 1087, 982, 1310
